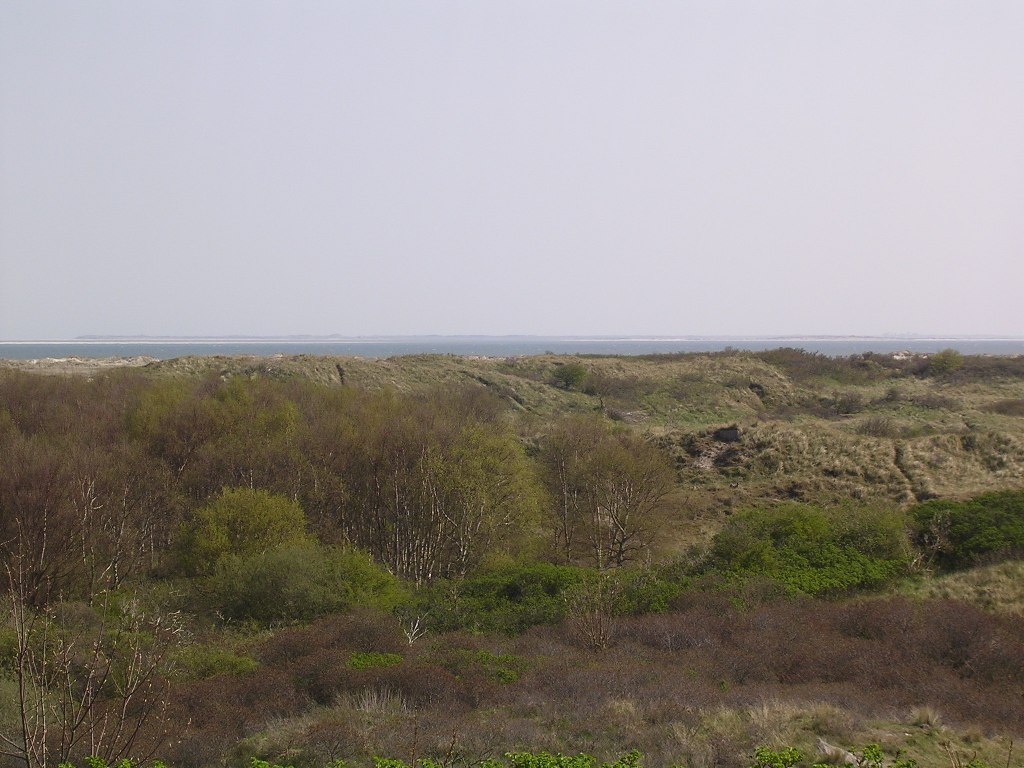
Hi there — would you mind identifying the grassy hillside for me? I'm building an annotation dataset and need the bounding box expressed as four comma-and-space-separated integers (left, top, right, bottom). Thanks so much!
3, 349, 1024, 768
138, 350, 1024, 511
896, 560, 1024, 616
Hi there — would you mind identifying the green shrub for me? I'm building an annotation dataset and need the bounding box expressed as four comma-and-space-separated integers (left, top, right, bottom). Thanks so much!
503, 752, 640, 768
550, 363, 588, 391
750, 746, 802, 768
926, 348, 964, 376
615, 568, 683, 614
748, 744, 921, 768
178, 487, 310, 575
911, 490, 1024, 571
347, 651, 403, 670
174, 645, 259, 678
370, 754, 640, 768
432, 648, 525, 683
705, 503, 912, 596
423, 563, 587, 634
421, 562, 683, 635
204, 542, 404, 624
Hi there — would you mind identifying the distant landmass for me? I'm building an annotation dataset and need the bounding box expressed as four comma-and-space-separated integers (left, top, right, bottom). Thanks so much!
0, 334, 1020, 362
71, 333, 1024, 343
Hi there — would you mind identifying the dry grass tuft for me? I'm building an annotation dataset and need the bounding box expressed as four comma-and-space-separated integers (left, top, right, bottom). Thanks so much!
897, 561, 1024, 616
910, 704, 944, 730
346, 686, 410, 715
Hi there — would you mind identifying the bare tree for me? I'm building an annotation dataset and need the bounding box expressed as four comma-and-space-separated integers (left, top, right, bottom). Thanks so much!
564, 573, 623, 650
2, 518, 177, 768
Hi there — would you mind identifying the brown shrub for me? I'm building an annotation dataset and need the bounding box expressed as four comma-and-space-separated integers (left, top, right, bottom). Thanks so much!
983, 398, 1024, 417
258, 610, 406, 666
163, 593, 1024, 765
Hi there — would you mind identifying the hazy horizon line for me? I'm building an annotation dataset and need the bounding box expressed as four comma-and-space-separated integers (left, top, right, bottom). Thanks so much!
3, 333, 1024, 344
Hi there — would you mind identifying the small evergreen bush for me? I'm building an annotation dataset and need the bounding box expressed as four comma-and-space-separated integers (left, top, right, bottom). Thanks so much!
705, 503, 911, 596
423, 563, 587, 633
911, 490, 1024, 570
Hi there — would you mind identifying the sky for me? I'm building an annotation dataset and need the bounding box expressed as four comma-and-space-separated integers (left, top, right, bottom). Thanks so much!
1, 2, 1022, 340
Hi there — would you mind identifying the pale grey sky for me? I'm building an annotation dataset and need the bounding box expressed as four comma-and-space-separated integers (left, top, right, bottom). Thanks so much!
1, 2, 1022, 339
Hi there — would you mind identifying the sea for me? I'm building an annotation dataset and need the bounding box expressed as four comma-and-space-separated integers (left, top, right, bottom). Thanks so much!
2, 336, 1024, 361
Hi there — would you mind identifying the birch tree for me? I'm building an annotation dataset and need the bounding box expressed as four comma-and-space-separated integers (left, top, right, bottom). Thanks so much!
539, 417, 676, 569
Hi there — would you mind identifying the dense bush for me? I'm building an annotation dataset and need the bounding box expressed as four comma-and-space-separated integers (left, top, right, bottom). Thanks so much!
550, 362, 589, 390
926, 348, 964, 376
177, 487, 310, 576
258, 611, 407, 666
754, 348, 896, 385
703, 503, 912, 596
427, 644, 526, 685
204, 542, 404, 624
419, 563, 682, 635
910, 490, 1024, 571
422, 563, 587, 633
157, 592, 1024, 768
173, 645, 259, 679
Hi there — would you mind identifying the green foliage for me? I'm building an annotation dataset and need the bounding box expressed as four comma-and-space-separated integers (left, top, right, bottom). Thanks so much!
850, 744, 917, 768
54, 759, 167, 768
83, 758, 138, 768
502, 751, 641, 768
204, 542, 404, 624
421, 561, 682, 635
347, 651, 403, 670
927, 348, 964, 376
335, 388, 544, 583
178, 487, 310, 575
855, 744, 885, 768
615, 568, 683, 614
173, 645, 259, 678
434, 648, 525, 683
551, 363, 589, 390
423, 562, 588, 633
749, 744, 919, 768
911, 490, 1024, 571
706, 503, 912, 596
370, 754, 621, 768
750, 746, 803, 768
504, 754, 593, 768
423, 422, 546, 570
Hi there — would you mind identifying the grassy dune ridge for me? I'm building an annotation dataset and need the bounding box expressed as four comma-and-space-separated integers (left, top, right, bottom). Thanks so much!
140, 349, 1024, 509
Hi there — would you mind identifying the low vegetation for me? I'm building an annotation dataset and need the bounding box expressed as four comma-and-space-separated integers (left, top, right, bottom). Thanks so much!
1, 349, 1023, 768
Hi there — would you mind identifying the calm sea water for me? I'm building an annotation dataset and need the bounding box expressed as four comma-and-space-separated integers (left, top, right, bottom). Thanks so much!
3, 337, 1024, 361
